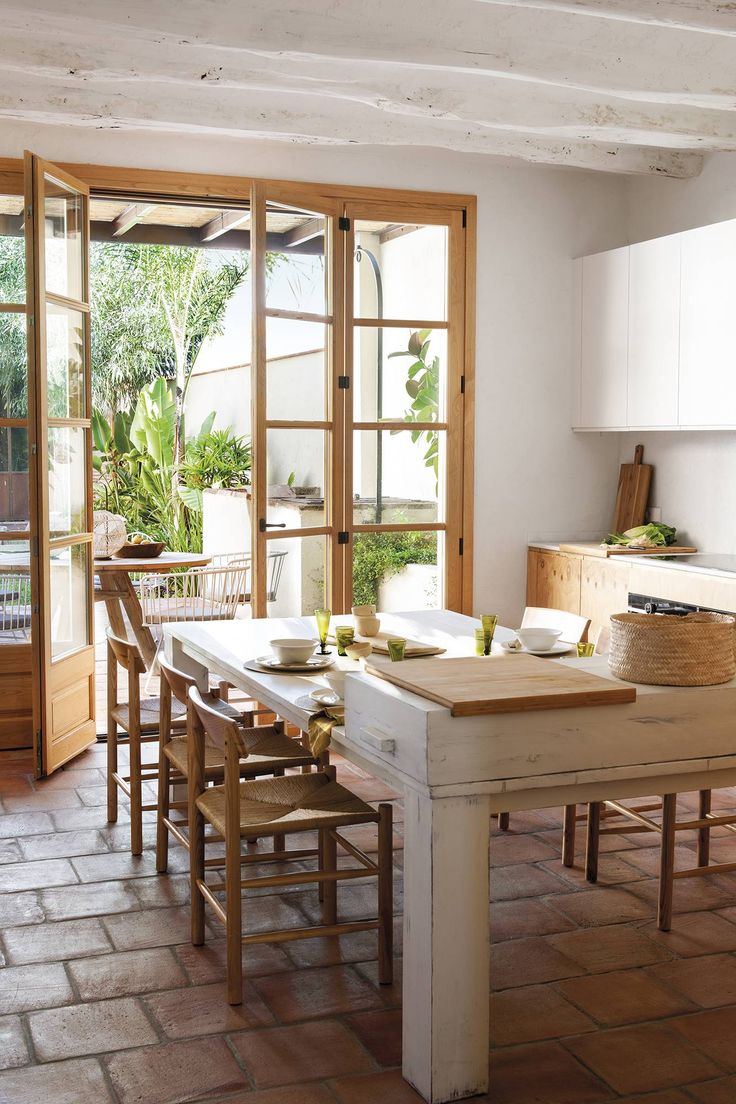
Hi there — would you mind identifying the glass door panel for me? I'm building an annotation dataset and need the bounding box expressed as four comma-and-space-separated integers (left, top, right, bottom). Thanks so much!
252, 189, 341, 616
345, 203, 462, 613
26, 153, 96, 774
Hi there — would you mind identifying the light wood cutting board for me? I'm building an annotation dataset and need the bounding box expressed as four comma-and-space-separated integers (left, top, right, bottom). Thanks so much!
559, 542, 697, 558
613, 444, 652, 533
364, 654, 636, 716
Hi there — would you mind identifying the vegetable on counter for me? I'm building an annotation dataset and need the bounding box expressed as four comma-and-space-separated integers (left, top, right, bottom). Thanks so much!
603, 523, 678, 549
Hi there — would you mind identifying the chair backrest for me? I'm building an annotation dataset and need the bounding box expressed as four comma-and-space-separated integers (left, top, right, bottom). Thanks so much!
105, 627, 146, 675
139, 563, 249, 625
594, 624, 611, 655
266, 549, 288, 603
189, 684, 249, 758
0, 572, 31, 634
521, 606, 591, 645
159, 654, 198, 706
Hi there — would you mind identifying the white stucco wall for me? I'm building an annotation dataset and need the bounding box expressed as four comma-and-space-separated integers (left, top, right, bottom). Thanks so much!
0, 119, 630, 624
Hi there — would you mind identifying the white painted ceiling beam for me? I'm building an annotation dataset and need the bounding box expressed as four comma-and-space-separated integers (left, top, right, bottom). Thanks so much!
0, 0, 731, 177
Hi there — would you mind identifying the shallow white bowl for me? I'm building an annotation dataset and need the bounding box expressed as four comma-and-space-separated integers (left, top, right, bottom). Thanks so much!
516, 627, 563, 652
269, 638, 318, 665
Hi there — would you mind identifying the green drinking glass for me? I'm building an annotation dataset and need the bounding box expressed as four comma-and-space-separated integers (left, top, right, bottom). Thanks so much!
481, 614, 498, 654
315, 608, 332, 655
387, 638, 406, 662
335, 626, 355, 657
576, 641, 595, 657
474, 628, 491, 656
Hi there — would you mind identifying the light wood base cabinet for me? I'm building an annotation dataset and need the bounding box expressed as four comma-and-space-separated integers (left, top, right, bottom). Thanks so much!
527, 548, 631, 642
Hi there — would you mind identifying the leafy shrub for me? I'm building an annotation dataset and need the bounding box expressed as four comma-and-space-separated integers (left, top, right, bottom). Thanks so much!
352, 531, 437, 608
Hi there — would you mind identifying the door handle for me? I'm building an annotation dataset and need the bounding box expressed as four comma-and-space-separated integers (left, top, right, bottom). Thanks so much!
259, 519, 287, 532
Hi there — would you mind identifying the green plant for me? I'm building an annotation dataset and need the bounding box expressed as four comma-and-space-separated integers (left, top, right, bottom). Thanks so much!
92, 379, 216, 551
179, 429, 252, 492
388, 329, 440, 488
352, 531, 437, 608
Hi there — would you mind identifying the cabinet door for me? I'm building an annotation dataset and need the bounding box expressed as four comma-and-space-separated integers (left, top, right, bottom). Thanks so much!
680, 219, 736, 427
580, 557, 631, 642
535, 552, 581, 615
628, 235, 680, 428
579, 247, 629, 429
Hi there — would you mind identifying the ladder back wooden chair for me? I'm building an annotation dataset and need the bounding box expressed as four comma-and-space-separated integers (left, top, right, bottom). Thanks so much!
585, 790, 733, 930
156, 655, 323, 873
498, 606, 591, 835
187, 685, 394, 1005
106, 628, 188, 855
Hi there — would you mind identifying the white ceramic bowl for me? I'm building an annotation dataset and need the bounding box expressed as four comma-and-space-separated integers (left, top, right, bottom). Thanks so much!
324, 670, 346, 697
516, 627, 563, 652
269, 638, 318, 665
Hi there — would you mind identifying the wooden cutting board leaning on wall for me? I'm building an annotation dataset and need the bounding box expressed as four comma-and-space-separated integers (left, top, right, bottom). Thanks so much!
613, 444, 652, 533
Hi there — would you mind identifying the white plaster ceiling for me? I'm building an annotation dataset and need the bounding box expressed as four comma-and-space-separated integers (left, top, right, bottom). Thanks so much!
1, 0, 735, 177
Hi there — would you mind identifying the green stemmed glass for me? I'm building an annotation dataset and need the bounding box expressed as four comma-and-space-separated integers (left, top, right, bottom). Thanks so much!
315, 608, 332, 655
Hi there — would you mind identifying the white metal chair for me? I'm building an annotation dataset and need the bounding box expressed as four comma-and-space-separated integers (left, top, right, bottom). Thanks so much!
203, 550, 288, 605
0, 572, 32, 640
139, 563, 249, 629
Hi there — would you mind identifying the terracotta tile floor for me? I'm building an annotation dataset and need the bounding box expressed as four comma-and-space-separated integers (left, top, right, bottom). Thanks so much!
5, 746, 736, 1103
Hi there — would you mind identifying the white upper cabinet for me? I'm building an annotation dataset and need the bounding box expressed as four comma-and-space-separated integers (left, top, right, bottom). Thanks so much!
679, 218, 736, 428
579, 246, 629, 429
627, 235, 680, 428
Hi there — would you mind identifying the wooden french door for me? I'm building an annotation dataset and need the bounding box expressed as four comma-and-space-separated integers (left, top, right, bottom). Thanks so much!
25, 152, 96, 775
250, 184, 347, 616
343, 202, 466, 612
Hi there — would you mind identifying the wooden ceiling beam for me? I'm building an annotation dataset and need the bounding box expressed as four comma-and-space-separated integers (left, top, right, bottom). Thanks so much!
111, 202, 155, 237
199, 208, 250, 242
283, 217, 323, 246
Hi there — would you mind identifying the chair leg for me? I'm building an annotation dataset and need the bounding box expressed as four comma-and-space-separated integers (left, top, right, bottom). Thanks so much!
658, 793, 677, 932
585, 802, 601, 884
273, 768, 286, 853
107, 722, 118, 824
129, 725, 143, 856
321, 827, 337, 926
226, 828, 243, 1006
498, 812, 510, 831
698, 789, 712, 868
378, 803, 394, 985
562, 804, 576, 868
156, 749, 171, 874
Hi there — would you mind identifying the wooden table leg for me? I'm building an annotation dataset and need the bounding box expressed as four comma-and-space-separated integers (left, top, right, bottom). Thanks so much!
402, 789, 491, 1103
113, 571, 158, 669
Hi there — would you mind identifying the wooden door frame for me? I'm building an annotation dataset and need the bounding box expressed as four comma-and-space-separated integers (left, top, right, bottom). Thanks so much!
1, 158, 475, 616
25, 153, 96, 775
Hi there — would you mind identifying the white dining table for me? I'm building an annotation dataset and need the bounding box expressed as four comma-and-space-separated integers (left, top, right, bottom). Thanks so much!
164, 609, 736, 1104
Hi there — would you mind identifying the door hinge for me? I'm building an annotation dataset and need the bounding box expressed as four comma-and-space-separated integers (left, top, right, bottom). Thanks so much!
460, 374, 465, 395
459, 537, 464, 556
462, 208, 467, 229
31, 536, 39, 557
31, 442, 37, 454
338, 531, 349, 545
338, 216, 351, 231
338, 376, 350, 390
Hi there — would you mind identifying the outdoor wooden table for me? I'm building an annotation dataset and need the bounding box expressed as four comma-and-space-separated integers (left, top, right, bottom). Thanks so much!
164, 609, 736, 1104
95, 551, 211, 668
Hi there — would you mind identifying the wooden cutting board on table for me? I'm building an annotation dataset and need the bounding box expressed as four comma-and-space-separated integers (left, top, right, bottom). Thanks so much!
612, 444, 652, 533
364, 654, 636, 716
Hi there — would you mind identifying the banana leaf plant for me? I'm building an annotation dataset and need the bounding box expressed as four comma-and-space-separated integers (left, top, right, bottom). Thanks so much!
388, 329, 440, 490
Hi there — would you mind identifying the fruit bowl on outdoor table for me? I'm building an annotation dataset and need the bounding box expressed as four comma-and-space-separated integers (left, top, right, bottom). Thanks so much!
113, 536, 165, 559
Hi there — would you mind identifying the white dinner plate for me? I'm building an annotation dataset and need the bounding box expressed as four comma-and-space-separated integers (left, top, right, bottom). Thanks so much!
251, 653, 335, 673
521, 642, 575, 657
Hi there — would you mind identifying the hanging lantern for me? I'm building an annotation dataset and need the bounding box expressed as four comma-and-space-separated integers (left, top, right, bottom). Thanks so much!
93, 510, 127, 559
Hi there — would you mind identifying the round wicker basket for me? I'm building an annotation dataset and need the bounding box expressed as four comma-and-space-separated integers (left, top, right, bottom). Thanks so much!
609, 611, 736, 687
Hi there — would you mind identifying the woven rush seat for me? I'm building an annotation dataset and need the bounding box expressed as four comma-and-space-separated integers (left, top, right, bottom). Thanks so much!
165, 723, 315, 779
111, 695, 187, 734
197, 772, 378, 838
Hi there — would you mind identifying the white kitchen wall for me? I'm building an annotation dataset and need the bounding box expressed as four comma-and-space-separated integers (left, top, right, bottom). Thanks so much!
0, 118, 629, 623
623, 155, 736, 554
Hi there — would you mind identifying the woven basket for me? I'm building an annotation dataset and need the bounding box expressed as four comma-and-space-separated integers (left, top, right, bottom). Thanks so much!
609, 611, 736, 686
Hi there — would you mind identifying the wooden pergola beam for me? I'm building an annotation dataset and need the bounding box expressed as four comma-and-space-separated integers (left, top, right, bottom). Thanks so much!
283, 217, 323, 247
111, 203, 155, 238
200, 209, 250, 242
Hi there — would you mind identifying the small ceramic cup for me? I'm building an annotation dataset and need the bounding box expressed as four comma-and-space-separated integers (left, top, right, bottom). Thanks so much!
355, 615, 381, 637
352, 604, 376, 617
